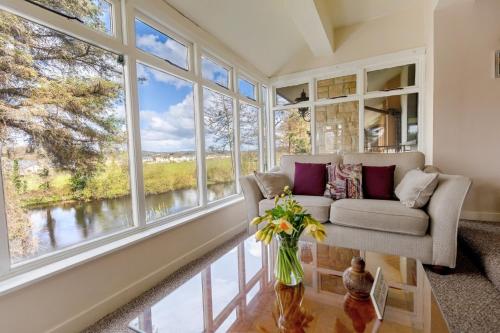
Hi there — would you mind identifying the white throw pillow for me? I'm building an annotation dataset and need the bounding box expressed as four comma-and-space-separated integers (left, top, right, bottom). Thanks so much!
253, 171, 292, 199
395, 169, 439, 208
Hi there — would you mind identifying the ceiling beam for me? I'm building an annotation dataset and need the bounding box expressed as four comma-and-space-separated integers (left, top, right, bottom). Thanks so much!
287, 0, 335, 57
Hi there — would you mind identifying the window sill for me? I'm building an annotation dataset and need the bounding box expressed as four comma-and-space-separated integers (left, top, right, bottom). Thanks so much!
0, 196, 244, 296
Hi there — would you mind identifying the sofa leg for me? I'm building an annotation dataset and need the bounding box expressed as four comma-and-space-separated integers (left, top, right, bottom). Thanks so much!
430, 265, 453, 275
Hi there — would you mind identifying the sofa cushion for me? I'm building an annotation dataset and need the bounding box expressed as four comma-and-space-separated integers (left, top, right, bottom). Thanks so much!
259, 195, 334, 223
343, 152, 424, 187
330, 199, 429, 236
280, 154, 342, 185
293, 162, 327, 196
362, 165, 396, 200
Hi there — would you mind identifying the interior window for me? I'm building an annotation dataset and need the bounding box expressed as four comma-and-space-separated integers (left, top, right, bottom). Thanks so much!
364, 93, 418, 152
316, 102, 359, 154
367, 64, 416, 92
275, 82, 309, 106
316, 74, 357, 100
274, 108, 311, 165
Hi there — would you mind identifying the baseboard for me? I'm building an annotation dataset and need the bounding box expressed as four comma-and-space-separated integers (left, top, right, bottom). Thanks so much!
48, 219, 248, 333
461, 210, 500, 222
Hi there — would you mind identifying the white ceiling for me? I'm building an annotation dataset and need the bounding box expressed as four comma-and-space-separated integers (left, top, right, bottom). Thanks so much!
164, 0, 422, 77
329, 0, 421, 28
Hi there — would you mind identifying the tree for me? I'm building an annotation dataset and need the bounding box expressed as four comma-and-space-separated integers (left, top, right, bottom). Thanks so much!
275, 110, 311, 155
0, 4, 124, 176
204, 91, 234, 155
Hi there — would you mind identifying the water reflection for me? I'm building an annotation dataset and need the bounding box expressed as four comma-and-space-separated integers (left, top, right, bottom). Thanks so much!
21, 183, 235, 262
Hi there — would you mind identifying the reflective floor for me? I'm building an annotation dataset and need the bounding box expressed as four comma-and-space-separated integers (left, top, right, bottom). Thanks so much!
128, 234, 449, 333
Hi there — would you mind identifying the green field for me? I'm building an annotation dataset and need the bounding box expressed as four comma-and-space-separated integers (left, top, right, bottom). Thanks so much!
12, 152, 259, 208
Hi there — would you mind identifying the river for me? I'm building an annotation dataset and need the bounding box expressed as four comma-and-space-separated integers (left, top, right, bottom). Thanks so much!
21, 182, 236, 262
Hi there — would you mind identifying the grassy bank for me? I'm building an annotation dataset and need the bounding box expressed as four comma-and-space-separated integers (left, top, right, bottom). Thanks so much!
13, 153, 258, 209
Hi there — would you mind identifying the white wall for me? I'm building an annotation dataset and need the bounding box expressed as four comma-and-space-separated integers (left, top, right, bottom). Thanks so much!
0, 201, 247, 332
433, 0, 500, 221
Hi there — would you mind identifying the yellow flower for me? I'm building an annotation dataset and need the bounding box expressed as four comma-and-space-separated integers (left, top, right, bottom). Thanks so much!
255, 229, 265, 241
275, 217, 294, 235
250, 216, 262, 226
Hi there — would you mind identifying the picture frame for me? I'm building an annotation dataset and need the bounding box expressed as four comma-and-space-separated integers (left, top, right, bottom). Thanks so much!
496, 51, 500, 78
370, 267, 389, 320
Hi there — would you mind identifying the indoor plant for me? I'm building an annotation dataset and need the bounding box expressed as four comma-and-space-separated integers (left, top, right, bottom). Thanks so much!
250, 186, 326, 286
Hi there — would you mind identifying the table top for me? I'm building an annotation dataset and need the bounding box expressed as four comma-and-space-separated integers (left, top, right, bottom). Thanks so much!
129, 234, 449, 333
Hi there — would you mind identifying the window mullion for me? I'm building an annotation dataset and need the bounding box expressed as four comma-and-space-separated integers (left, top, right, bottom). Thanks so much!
124, 2, 146, 227
0, 174, 11, 274
357, 69, 365, 153
193, 44, 208, 207
234, 99, 242, 193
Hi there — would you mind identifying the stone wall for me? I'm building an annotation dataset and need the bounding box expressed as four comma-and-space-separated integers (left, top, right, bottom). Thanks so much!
316, 101, 358, 154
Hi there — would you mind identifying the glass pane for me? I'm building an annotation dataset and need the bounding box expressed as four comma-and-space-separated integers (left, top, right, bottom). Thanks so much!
367, 64, 416, 92
135, 18, 189, 70
29, 0, 113, 35
215, 309, 237, 333
316, 102, 359, 154
202, 56, 229, 88
246, 281, 261, 305
364, 93, 418, 152
261, 86, 269, 171
275, 82, 309, 106
211, 247, 239, 318
239, 103, 260, 176
128, 273, 204, 332
0, 11, 131, 263
316, 74, 356, 99
244, 235, 262, 282
238, 78, 256, 100
203, 88, 237, 202
274, 108, 311, 166
137, 64, 198, 222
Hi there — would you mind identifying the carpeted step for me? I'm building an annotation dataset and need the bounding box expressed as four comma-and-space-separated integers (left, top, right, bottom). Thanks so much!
459, 220, 500, 291
425, 248, 500, 333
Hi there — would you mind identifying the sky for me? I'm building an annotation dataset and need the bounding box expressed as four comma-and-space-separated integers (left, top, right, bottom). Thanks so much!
134, 15, 259, 154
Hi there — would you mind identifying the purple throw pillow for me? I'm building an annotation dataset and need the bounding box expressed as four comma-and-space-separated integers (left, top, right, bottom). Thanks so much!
362, 165, 396, 200
293, 162, 327, 196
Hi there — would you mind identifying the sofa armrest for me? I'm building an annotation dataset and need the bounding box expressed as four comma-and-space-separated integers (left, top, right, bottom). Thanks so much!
427, 174, 471, 268
239, 175, 264, 221
424, 165, 441, 173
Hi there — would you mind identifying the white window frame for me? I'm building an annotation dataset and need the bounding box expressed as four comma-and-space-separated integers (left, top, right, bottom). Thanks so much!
0, 0, 268, 287
269, 48, 426, 167
201, 52, 233, 91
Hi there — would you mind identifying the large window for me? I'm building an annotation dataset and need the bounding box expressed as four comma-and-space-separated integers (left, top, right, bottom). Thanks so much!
0, 10, 131, 263
137, 64, 198, 221
203, 89, 237, 202
0, 1, 265, 278
239, 103, 260, 176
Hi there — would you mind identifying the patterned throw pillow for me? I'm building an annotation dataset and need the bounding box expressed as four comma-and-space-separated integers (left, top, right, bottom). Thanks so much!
325, 163, 363, 200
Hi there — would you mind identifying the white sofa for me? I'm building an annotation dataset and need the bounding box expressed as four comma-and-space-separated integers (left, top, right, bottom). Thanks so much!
240, 152, 471, 269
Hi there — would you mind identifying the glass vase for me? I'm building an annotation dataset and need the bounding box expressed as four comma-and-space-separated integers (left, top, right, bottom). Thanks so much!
275, 236, 304, 286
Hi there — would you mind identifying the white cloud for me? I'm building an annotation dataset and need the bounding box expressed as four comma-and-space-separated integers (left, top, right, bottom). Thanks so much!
137, 63, 191, 89
136, 32, 187, 70
140, 92, 196, 152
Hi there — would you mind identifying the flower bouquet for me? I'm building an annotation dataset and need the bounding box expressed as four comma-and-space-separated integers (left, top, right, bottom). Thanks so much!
250, 186, 326, 286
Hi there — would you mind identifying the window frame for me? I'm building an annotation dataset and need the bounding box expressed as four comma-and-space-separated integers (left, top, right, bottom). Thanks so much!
269, 49, 425, 167
201, 52, 232, 90
0, 0, 268, 284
